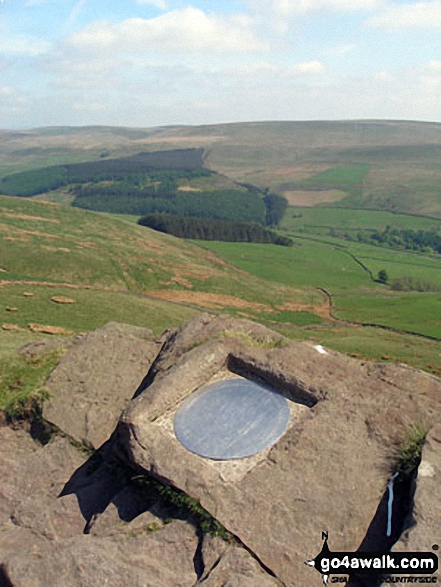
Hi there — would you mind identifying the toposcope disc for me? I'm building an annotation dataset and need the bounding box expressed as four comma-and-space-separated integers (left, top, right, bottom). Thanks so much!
174, 378, 290, 460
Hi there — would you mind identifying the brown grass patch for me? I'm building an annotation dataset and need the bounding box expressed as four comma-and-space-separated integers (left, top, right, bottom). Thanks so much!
0, 224, 59, 240
177, 186, 202, 192
50, 296, 76, 304
250, 165, 330, 186
276, 299, 332, 321
1, 212, 60, 223
2, 323, 27, 332
28, 323, 75, 335
148, 290, 271, 312
282, 189, 346, 206
171, 276, 192, 288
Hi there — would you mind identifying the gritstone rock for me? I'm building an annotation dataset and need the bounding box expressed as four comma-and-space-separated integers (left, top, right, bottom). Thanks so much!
43, 321, 161, 448
114, 313, 441, 587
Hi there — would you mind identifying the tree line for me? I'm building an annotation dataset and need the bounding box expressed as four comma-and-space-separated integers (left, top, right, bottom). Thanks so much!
137, 213, 293, 245
330, 225, 441, 255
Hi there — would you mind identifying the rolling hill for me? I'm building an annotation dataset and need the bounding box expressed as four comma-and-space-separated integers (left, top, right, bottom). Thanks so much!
2, 120, 441, 217
1, 120, 441, 380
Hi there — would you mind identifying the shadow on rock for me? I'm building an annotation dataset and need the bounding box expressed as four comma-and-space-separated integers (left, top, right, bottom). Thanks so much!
58, 441, 157, 534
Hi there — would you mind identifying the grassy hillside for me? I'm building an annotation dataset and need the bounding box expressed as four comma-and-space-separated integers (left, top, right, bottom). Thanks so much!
0, 195, 318, 337
2, 122, 441, 383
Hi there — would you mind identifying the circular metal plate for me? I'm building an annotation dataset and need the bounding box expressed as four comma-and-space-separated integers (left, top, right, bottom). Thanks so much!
174, 378, 290, 460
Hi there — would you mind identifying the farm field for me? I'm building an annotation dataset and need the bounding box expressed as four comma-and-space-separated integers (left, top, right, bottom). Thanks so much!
195, 240, 375, 292
198, 236, 441, 339
282, 207, 441, 234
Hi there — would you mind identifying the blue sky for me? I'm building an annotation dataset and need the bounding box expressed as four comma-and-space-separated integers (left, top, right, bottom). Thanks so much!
1, 0, 441, 128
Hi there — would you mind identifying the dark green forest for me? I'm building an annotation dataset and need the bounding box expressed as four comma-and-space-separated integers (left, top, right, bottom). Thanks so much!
74, 189, 267, 223
0, 146, 289, 227
138, 213, 293, 245
0, 149, 206, 196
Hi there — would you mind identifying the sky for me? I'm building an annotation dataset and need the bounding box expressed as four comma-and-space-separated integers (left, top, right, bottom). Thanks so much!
1, 0, 441, 128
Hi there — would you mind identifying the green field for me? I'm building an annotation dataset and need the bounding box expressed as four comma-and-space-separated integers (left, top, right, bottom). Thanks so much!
304, 165, 369, 187
335, 292, 441, 338
195, 240, 374, 292
275, 324, 441, 377
282, 208, 441, 235
198, 236, 441, 339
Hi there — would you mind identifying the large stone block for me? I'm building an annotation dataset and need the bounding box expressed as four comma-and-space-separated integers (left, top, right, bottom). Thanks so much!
115, 314, 441, 586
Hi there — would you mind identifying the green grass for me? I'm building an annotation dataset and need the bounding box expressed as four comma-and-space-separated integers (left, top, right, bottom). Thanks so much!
0, 349, 60, 416
274, 324, 441, 377
0, 196, 318, 334
334, 292, 441, 339
281, 208, 441, 235
0, 284, 197, 335
265, 310, 324, 326
196, 240, 374, 292
304, 165, 369, 187
197, 236, 441, 338
394, 426, 428, 476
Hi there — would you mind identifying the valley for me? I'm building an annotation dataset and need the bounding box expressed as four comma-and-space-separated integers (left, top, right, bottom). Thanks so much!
2, 119, 441, 412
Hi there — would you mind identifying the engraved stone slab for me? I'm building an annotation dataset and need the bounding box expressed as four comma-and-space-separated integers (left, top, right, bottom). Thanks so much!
174, 378, 290, 460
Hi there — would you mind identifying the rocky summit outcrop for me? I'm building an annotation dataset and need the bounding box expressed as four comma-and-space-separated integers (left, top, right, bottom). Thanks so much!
1, 315, 440, 587
115, 313, 441, 586
390, 423, 441, 582
43, 321, 161, 448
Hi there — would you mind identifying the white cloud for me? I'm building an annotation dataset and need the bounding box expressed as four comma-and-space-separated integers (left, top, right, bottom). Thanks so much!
367, 1, 441, 29
65, 7, 268, 53
136, 0, 167, 8
374, 71, 395, 81
0, 35, 52, 56
0, 86, 27, 114
245, 60, 325, 76
427, 60, 441, 70
68, 0, 88, 25
324, 43, 355, 57
248, 0, 382, 33
249, 0, 382, 17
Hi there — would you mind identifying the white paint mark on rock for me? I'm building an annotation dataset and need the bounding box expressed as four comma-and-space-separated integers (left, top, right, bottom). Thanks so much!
387, 471, 399, 537
314, 345, 328, 355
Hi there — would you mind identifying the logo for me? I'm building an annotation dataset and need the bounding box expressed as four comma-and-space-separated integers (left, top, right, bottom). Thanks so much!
306, 532, 439, 586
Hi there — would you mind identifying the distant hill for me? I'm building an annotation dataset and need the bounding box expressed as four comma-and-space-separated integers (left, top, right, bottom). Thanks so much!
1, 120, 441, 218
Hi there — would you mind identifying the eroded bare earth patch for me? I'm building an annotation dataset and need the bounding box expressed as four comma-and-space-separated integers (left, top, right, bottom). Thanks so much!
282, 189, 347, 207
